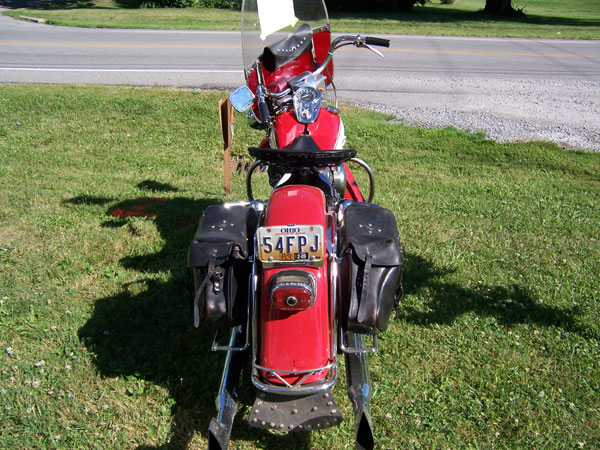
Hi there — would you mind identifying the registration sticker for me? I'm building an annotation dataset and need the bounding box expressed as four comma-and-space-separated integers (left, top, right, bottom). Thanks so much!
257, 225, 324, 263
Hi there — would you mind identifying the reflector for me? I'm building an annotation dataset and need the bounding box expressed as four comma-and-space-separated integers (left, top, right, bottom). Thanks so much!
269, 270, 316, 311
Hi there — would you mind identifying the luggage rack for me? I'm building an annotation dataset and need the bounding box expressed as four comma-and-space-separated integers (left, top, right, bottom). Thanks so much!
251, 361, 337, 394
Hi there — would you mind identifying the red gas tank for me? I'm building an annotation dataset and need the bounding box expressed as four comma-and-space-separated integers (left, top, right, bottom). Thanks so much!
273, 108, 342, 150
258, 185, 333, 386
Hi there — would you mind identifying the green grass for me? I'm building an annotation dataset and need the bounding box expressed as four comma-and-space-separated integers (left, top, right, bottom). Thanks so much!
0, 84, 599, 449
3, 0, 600, 39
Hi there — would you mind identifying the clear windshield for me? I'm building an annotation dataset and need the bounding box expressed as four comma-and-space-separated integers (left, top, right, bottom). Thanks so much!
241, 0, 329, 75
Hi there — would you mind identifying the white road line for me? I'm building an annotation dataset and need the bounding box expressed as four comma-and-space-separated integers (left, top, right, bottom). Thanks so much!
0, 67, 240, 73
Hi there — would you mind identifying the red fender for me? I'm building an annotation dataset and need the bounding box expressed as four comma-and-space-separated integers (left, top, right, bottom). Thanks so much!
259, 185, 333, 385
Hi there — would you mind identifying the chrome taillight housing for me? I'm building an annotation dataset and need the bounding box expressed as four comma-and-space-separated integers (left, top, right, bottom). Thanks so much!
270, 270, 316, 312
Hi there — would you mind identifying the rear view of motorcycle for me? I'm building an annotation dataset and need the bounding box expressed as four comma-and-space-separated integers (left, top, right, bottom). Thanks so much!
187, 1, 403, 449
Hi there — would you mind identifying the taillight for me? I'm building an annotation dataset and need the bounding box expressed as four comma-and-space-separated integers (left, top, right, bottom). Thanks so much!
270, 270, 316, 312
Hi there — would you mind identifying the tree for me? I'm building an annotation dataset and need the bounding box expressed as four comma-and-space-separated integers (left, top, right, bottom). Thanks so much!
483, 0, 524, 17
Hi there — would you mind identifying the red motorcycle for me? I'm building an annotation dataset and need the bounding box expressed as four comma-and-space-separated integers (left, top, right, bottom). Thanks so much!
188, 1, 403, 449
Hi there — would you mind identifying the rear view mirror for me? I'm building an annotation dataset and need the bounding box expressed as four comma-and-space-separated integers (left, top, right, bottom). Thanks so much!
230, 86, 255, 112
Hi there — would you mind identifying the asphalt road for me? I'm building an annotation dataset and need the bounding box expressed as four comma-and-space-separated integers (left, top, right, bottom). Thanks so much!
1, 12, 599, 149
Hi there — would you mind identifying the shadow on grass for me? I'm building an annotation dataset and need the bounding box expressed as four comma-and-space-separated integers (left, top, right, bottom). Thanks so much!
69, 181, 311, 450
400, 252, 595, 340
330, 6, 600, 28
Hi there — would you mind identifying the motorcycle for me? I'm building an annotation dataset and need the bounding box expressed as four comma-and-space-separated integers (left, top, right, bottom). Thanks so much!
188, 1, 403, 449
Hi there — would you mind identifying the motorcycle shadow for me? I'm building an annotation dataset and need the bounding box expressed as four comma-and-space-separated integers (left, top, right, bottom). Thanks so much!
400, 253, 593, 340
70, 182, 312, 450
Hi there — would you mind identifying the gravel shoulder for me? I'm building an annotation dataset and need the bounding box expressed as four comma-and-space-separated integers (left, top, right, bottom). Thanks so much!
350, 76, 600, 152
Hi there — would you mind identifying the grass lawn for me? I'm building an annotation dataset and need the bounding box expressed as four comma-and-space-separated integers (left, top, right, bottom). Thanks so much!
0, 84, 599, 449
2, 0, 600, 39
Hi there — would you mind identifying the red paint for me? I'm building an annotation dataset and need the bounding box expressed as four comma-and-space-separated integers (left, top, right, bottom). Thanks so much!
313, 30, 334, 84
259, 185, 332, 385
343, 163, 365, 202
273, 109, 341, 150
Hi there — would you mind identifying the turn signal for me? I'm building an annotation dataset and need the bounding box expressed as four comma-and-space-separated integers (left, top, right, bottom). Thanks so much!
270, 270, 316, 311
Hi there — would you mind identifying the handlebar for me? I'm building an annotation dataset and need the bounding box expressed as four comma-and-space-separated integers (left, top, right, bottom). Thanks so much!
314, 34, 390, 76
365, 36, 391, 48
256, 34, 390, 118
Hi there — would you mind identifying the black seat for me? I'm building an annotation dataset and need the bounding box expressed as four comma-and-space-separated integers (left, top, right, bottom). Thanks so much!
249, 134, 356, 167
249, 147, 356, 167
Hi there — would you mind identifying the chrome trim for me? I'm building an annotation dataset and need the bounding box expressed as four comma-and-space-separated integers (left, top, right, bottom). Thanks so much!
339, 328, 378, 354
214, 326, 243, 419
270, 271, 317, 310
252, 363, 337, 395
251, 236, 259, 383
331, 255, 339, 358
348, 157, 375, 203
211, 323, 250, 352
254, 361, 335, 376
261, 260, 324, 269
337, 199, 353, 224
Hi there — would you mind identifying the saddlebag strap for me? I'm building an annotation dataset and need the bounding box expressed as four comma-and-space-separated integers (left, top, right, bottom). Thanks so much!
357, 254, 377, 328
193, 257, 216, 328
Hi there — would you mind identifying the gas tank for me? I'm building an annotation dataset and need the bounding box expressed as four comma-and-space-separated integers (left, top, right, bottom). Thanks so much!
272, 108, 345, 150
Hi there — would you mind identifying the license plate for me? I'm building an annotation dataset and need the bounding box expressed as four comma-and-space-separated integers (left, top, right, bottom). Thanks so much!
257, 225, 324, 263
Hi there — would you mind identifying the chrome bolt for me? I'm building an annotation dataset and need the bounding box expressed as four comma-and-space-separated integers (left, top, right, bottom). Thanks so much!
291, 409, 298, 414
312, 406, 318, 412
331, 409, 338, 415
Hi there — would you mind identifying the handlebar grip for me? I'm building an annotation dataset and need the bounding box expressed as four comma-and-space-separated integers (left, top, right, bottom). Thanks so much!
258, 100, 271, 123
365, 37, 390, 48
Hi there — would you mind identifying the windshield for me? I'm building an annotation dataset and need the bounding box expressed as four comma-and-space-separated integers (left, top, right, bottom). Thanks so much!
241, 0, 329, 75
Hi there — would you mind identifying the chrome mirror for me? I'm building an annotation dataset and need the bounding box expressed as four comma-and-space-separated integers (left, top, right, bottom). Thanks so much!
229, 86, 255, 112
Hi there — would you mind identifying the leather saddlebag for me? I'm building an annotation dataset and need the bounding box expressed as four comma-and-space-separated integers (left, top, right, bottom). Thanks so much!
340, 202, 403, 335
187, 203, 257, 328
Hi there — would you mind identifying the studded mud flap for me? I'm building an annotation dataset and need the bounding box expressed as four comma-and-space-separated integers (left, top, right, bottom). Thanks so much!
248, 389, 343, 432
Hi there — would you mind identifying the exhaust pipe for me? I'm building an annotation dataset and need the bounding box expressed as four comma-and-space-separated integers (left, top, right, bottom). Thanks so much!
345, 332, 375, 450
207, 326, 247, 450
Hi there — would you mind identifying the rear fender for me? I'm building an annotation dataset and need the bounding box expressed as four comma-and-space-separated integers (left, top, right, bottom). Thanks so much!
255, 185, 334, 387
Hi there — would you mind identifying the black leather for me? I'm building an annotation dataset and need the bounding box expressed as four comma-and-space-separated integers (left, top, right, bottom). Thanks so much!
188, 203, 256, 328
340, 202, 403, 335
260, 23, 313, 73
340, 203, 403, 266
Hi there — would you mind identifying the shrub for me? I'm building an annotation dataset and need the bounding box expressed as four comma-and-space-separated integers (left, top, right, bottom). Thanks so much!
325, 0, 426, 12
141, 0, 239, 9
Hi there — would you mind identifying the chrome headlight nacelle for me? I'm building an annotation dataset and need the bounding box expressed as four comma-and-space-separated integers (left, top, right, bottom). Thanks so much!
293, 86, 322, 124
290, 72, 327, 124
